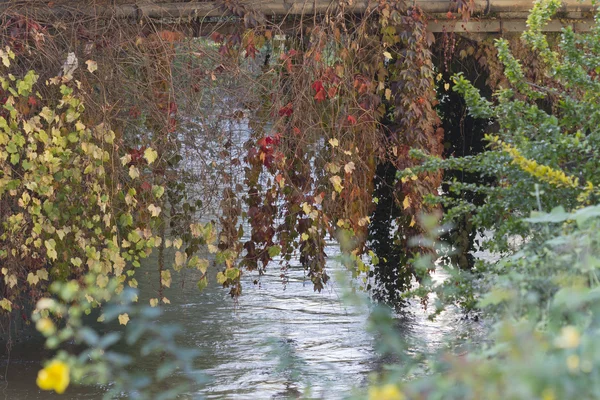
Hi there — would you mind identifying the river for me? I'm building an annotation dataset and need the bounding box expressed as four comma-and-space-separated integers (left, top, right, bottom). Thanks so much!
0, 234, 485, 400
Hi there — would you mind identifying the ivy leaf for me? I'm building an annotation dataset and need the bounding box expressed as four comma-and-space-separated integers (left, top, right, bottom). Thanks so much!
329, 175, 343, 192
143, 147, 158, 164
27, 272, 39, 286
37, 269, 49, 281
45, 239, 57, 260
216, 271, 227, 284
96, 274, 109, 288
85, 60, 98, 73
128, 165, 140, 179
344, 162, 355, 174
268, 245, 281, 258
0, 298, 12, 312
403, 196, 411, 210
5, 274, 17, 289
161, 270, 172, 288
197, 276, 208, 291
147, 204, 161, 217
152, 185, 165, 199
174, 251, 186, 271
118, 313, 130, 326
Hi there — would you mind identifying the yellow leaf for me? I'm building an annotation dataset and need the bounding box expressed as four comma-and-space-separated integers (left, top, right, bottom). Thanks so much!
37, 269, 49, 280
118, 313, 130, 326
120, 154, 132, 166
162, 297, 171, 304
216, 271, 227, 284
27, 272, 40, 286
301, 202, 312, 214
96, 274, 108, 288
329, 175, 343, 193
143, 147, 158, 164
301, 233, 309, 241
383, 51, 393, 60
147, 204, 161, 217
149, 298, 159, 307
328, 138, 339, 147
161, 270, 172, 288
0, 298, 12, 311
174, 251, 186, 270
409, 216, 416, 227
5, 274, 17, 288
403, 196, 411, 210
444, 82, 450, 91
385, 88, 392, 100
128, 166, 140, 179
85, 60, 98, 73
173, 238, 183, 249
344, 161, 356, 174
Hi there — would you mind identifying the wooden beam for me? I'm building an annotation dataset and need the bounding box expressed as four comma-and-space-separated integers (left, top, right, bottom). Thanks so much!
0, 1, 595, 32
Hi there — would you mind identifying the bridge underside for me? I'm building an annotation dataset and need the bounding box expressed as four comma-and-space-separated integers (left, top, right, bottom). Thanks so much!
0, 0, 595, 33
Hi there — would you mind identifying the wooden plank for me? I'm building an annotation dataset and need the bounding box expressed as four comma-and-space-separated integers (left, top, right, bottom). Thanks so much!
0, 1, 595, 33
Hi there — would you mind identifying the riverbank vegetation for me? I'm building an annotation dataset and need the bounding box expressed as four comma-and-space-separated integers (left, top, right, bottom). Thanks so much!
0, 0, 599, 398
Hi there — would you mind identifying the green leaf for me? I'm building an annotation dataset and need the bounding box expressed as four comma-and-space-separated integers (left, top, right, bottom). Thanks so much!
197, 276, 208, 291
268, 245, 281, 258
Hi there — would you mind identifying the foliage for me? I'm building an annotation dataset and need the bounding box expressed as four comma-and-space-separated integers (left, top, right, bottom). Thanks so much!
32, 276, 200, 399
358, 1, 600, 399
410, 0, 600, 255
363, 204, 600, 400
0, 50, 166, 318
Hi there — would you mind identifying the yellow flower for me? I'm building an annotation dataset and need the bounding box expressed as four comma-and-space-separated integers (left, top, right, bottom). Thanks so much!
368, 384, 405, 400
37, 360, 70, 394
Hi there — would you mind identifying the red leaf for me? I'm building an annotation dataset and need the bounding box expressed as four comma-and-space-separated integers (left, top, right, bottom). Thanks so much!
347, 115, 357, 125
314, 89, 326, 102
311, 80, 324, 93
278, 103, 293, 117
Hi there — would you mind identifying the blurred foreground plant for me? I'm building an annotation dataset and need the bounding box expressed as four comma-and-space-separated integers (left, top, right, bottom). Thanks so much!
33, 274, 201, 399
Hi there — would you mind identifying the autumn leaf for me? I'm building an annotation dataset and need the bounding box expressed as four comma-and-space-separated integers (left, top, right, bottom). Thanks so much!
347, 115, 357, 125
344, 161, 356, 174
147, 204, 161, 217
27, 272, 40, 286
149, 298, 159, 307
403, 196, 411, 210
161, 270, 172, 288
128, 165, 140, 179
314, 88, 327, 102
330, 175, 344, 192
278, 103, 293, 117
118, 313, 130, 326
328, 138, 339, 147
143, 147, 158, 164
85, 60, 97, 73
